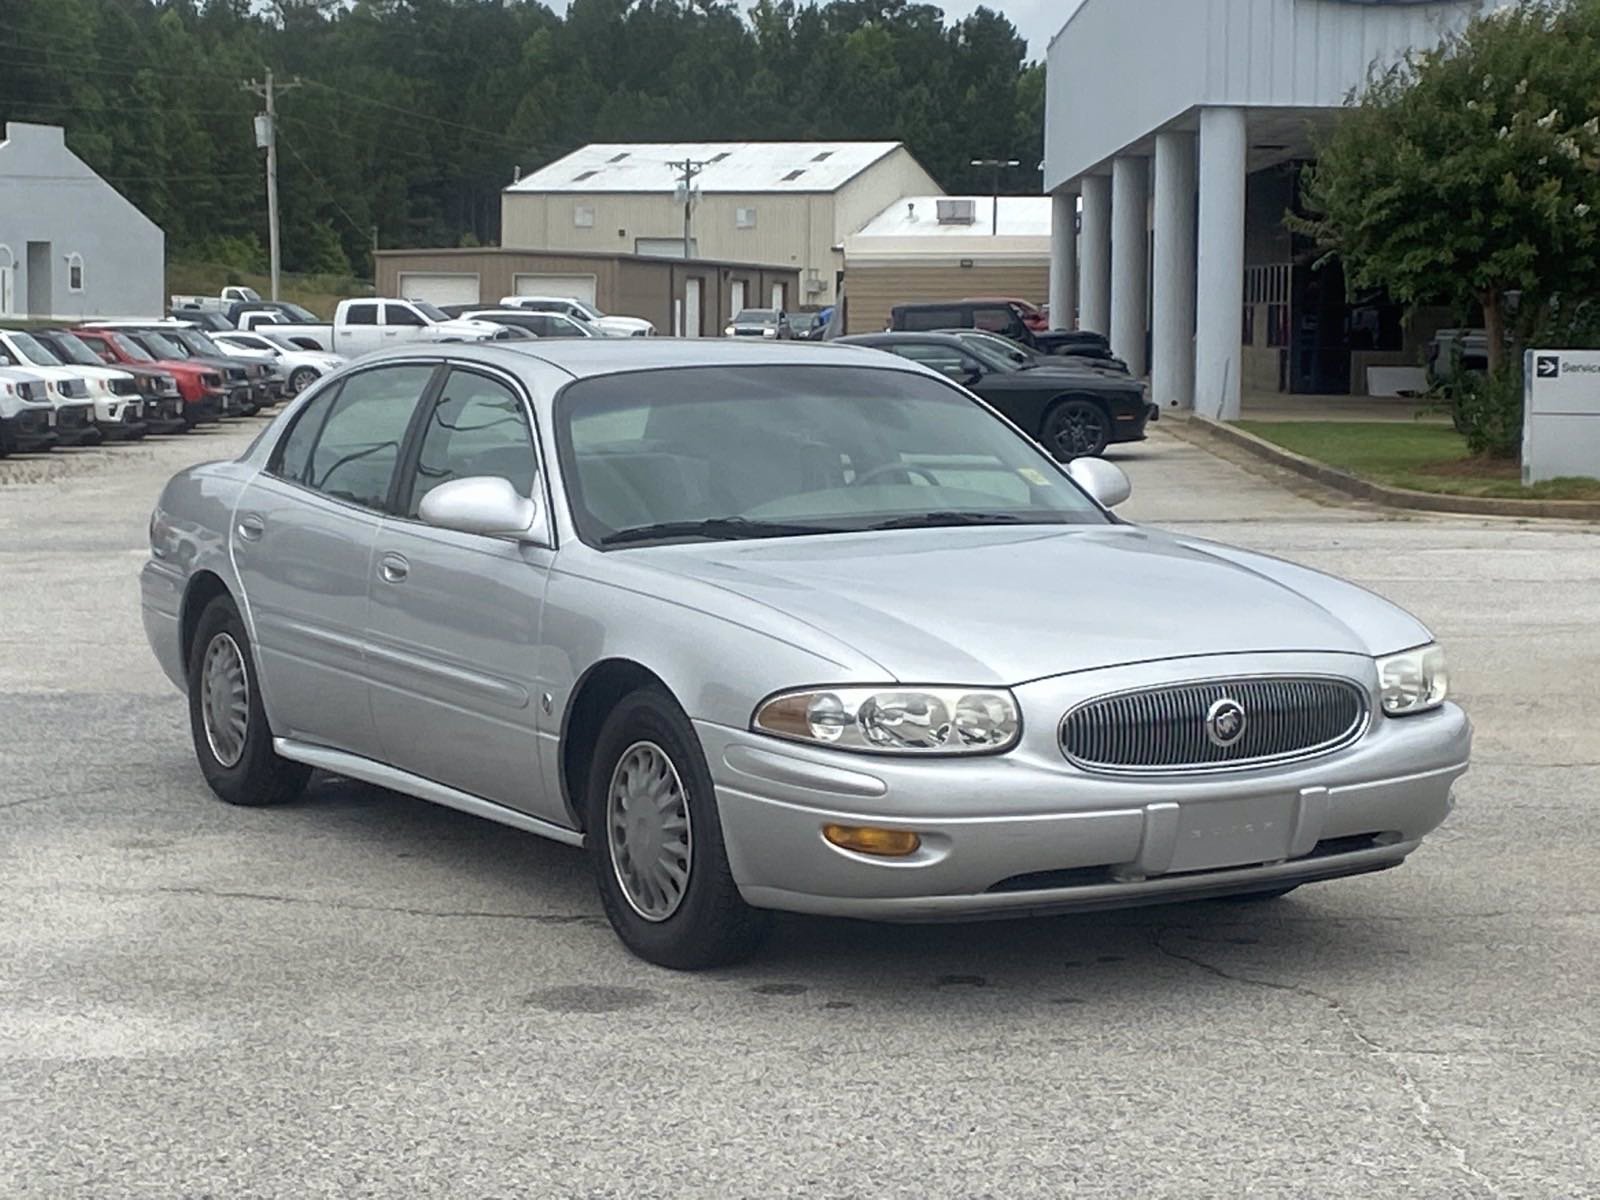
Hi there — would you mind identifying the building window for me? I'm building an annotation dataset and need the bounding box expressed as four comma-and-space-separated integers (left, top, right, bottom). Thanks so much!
67, 252, 84, 292
735, 207, 757, 229
574, 203, 595, 228
1245, 263, 1289, 348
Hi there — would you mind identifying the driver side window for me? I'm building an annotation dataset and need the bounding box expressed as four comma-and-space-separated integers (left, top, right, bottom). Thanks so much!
404, 370, 537, 518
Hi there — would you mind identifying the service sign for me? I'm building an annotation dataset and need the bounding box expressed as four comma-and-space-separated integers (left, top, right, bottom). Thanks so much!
1522, 349, 1600, 484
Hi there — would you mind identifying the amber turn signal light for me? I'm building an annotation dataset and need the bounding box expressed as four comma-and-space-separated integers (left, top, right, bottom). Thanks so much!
822, 824, 922, 857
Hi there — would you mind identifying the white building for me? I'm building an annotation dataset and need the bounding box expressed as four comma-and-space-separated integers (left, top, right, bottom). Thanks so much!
0, 122, 164, 320
1043, 0, 1484, 414
501, 141, 942, 306
841, 196, 1052, 333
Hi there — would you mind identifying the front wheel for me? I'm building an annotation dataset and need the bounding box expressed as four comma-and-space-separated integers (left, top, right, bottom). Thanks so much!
186, 595, 310, 807
586, 688, 770, 969
1042, 398, 1111, 460
287, 367, 319, 396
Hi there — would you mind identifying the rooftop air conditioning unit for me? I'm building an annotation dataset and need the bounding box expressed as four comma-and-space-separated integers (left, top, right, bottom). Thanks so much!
804, 276, 826, 294
936, 198, 977, 225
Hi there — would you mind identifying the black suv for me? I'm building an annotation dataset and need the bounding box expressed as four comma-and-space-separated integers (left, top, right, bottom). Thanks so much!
840, 332, 1153, 459
888, 300, 1125, 369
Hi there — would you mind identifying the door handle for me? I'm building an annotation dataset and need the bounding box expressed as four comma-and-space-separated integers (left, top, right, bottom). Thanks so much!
378, 553, 409, 583
236, 514, 265, 542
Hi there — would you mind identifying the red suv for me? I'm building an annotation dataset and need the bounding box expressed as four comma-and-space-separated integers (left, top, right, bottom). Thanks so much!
72, 328, 222, 427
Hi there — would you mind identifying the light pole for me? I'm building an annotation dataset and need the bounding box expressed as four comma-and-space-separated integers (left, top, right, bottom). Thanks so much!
970, 158, 1021, 235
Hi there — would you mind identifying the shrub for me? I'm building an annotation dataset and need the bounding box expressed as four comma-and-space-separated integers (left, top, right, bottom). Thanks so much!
1453, 362, 1525, 458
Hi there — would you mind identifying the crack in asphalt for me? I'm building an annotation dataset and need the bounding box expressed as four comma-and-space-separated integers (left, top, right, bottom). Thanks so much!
133, 885, 607, 926
1151, 929, 1502, 1199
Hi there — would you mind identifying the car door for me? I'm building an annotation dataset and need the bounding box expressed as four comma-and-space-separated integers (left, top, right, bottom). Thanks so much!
364, 364, 559, 822
231, 362, 440, 759
383, 303, 428, 346
340, 302, 382, 355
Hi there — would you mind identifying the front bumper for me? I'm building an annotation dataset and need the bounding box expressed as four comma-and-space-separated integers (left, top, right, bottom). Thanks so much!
94, 397, 148, 440
700, 653, 1471, 921
186, 393, 223, 426
53, 404, 102, 446
143, 396, 189, 433
0, 408, 58, 454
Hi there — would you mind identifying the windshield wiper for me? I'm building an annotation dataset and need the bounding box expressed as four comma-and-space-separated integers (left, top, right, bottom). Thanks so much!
600, 517, 837, 546
865, 511, 1030, 531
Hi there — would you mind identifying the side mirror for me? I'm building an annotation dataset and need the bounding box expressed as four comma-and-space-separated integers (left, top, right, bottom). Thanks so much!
418, 476, 544, 541
1066, 457, 1132, 509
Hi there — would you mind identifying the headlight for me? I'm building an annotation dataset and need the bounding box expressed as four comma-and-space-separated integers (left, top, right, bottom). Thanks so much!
1377, 644, 1448, 716
753, 686, 1020, 755
723, 326, 735, 337
762, 327, 777, 338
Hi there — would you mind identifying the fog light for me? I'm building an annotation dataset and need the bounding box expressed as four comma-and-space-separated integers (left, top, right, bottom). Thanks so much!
822, 824, 921, 857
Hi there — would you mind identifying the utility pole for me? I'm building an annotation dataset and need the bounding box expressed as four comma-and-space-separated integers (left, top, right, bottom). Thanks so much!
242, 69, 301, 300
970, 158, 1022, 235
670, 158, 709, 259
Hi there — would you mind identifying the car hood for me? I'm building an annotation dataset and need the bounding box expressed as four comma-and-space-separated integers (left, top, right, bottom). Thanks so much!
629, 525, 1430, 684
596, 315, 652, 332
438, 319, 503, 338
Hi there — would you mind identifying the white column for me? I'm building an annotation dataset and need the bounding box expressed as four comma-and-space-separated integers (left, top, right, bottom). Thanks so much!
1048, 189, 1078, 330
1110, 155, 1149, 377
1079, 174, 1112, 336
1195, 106, 1248, 420
1152, 130, 1198, 410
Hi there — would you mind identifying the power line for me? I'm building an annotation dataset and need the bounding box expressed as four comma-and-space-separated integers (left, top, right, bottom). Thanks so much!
296, 78, 537, 153
278, 129, 374, 247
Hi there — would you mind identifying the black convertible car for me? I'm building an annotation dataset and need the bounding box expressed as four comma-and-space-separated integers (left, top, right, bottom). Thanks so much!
838, 332, 1154, 459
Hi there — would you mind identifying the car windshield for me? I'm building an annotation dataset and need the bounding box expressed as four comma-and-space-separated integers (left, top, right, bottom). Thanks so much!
141, 332, 188, 359
734, 309, 777, 323
174, 330, 225, 356
413, 301, 449, 322
556, 365, 1106, 547
568, 300, 602, 320
7, 332, 64, 366
41, 332, 105, 366
109, 334, 154, 362
226, 335, 276, 354
952, 330, 1032, 368
278, 302, 318, 321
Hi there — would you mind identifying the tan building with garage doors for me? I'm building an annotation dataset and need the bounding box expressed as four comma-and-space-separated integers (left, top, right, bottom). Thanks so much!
841, 196, 1052, 334
374, 247, 800, 338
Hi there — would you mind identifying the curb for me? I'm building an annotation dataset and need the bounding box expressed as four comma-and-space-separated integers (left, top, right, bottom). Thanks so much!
1169, 413, 1600, 521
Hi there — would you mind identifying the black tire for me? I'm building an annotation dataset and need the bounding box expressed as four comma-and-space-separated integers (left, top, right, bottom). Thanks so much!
1041, 397, 1112, 460
288, 367, 318, 396
186, 595, 310, 807
586, 687, 771, 969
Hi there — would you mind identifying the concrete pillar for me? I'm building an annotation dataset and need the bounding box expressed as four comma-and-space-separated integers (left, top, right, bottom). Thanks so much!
1079, 174, 1112, 336
1195, 106, 1248, 420
1152, 130, 1198, 410
1048, 189, 1078, 330
1110, 155, 1149, 377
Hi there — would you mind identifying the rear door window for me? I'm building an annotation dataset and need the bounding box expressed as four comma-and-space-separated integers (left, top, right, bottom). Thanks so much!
899, 307, 965, 332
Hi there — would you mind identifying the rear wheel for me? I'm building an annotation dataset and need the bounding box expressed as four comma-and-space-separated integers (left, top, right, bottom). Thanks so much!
586, 687, 770, 969
186, 595, 310, 807
1042, 397, 1111, 460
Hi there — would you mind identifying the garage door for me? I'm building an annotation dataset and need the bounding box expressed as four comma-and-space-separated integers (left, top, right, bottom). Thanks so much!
513, 274, 597, 305
397, 273, 480, 307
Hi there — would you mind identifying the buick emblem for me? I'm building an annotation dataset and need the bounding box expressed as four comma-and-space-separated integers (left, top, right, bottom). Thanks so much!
1205, 697, 1247, 748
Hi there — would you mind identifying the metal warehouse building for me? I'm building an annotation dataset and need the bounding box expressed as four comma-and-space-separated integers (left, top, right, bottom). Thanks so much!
498, 141, 941, 308
1043, 0, 1484, 415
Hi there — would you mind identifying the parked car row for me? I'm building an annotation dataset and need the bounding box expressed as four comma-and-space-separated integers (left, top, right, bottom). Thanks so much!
0, 318, 328, 458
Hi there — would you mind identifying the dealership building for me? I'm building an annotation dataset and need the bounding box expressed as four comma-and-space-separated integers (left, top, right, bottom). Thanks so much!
1044, 0, 1484, 416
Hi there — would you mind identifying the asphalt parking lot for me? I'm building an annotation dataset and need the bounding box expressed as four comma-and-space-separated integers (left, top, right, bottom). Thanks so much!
2, 421, 1597, 1199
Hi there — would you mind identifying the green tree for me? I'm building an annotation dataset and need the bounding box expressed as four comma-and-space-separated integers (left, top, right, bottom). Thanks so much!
1298, 0, 1600, 376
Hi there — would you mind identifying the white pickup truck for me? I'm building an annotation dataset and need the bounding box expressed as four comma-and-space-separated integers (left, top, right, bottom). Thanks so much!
171, 286, 261, 313
329, 298, 504, 356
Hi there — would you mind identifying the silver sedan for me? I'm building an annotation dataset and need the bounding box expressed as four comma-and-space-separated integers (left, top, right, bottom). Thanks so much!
141, 341, 1471, 968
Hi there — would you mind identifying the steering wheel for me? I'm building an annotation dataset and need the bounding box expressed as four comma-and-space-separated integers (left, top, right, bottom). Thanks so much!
851, 462, 942, 487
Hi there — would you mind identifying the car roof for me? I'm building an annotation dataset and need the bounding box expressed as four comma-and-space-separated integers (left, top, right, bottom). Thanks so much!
369, 337, 898, 380
837, 331, 968, 348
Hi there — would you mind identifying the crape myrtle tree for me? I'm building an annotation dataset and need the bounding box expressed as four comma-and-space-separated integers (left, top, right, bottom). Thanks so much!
1295, 0, 1600, 454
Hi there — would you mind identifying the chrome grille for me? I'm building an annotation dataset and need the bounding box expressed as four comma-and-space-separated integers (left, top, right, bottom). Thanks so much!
1061, 676, 1369, 774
